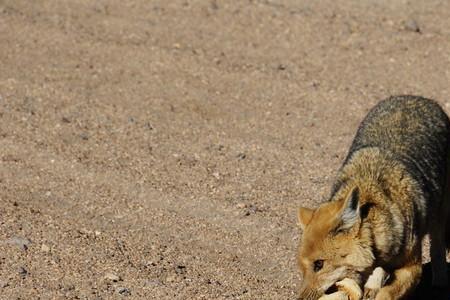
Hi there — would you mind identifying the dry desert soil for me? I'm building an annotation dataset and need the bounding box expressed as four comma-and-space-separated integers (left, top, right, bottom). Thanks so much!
1, 1, 450, 299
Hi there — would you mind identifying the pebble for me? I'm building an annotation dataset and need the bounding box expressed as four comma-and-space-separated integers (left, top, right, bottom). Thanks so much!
237, 153, 246, 160
404, 19, 420, 33
41, 244, 50, 253
80, 132, 89, 140
18, 267, 28, 279
104, 273, 121, 282
116, 287, 131, 296
0, 280, 9, 288
236, 203, 246, 209
175, 265, 186, 275
166, 274, 177, 283
6, 237, 31, 251
244, 205, 258, 216
145, 122, 153, 130
144, 279, 162, 288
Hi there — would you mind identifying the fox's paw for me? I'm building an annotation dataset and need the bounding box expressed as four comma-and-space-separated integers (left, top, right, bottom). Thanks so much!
373, 288, 394, 300
362, 288, 377, 300
363, 267, 389, 300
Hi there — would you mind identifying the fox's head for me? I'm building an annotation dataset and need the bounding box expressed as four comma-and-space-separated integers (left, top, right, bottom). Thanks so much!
297, 187, 375, 299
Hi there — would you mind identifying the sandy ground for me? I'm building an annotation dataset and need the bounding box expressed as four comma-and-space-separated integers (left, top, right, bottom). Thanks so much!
1, 1, 450, 299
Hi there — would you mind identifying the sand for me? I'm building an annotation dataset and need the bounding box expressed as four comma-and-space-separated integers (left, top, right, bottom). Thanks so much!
1, 1, 450, 299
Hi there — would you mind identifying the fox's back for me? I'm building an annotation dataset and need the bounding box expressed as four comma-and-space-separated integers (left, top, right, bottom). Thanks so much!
346, 95, 450, 201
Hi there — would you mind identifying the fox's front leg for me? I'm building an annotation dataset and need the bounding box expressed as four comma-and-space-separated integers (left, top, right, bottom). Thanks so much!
374, 262, 422, 300
363, 267, 389, 300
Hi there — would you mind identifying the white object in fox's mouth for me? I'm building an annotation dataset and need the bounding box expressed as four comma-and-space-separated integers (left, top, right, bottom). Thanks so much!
318, 277, 362, 300
318, 267, 390, 300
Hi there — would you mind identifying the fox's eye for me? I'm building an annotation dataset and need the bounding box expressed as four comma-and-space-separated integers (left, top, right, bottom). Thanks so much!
313, 259, 324, 272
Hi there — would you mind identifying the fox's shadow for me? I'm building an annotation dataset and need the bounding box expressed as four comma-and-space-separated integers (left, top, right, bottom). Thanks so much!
409, 262, 450, 299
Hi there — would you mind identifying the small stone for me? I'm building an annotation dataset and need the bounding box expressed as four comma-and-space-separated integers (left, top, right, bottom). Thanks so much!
104, 273, 121, 282
41, 244, 50, 253
145, 122, 153, 130
236, 203, 246, 209
0, 280, 9, 288
62, 283, 75, 292
6, 237, 31, 251
237, 153, 246, 160
311, 80, 320, 88
18, 267, 27, 279
166, 274, 177, 283
175, 265, 186, 275
116, 287, 131, 296
404, 19, 420, 33
244, 205, 258, 216
80, 132, 89, 140
145, 260, 156, 267
277, 64, 287, 70
144, 279, 162, 288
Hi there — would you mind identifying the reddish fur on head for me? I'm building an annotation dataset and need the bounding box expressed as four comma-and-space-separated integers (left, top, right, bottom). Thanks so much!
297, 187, 375, 299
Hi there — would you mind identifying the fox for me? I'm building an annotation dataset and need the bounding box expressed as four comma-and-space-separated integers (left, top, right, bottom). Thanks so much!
297, 95, 450, 299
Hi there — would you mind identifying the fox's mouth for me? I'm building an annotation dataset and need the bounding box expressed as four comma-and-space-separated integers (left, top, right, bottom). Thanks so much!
321, 277, 346, 295
323, 271, 363, 296
324, 283, 339, 295
322, 274, 352, 295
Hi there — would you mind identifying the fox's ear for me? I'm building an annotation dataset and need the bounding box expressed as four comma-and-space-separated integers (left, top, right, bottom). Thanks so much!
337, 187, 360, 231
298, 207, 314, 230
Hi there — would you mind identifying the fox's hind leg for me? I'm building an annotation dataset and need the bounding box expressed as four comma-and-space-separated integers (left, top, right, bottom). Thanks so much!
430, 159, 450, 288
